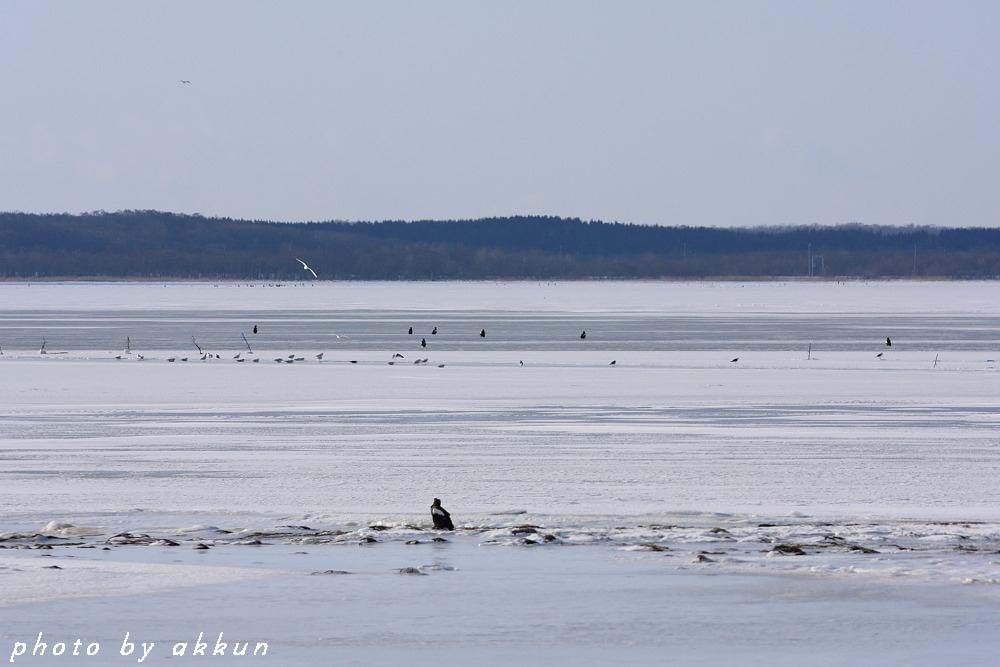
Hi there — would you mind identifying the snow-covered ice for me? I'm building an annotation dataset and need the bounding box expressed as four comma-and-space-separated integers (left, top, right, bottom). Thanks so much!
1, 281, 998, 665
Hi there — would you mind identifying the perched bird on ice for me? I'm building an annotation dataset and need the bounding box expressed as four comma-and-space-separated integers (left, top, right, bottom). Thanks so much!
253, 325, 258, 334
295, 258, 318, 279
408, 326, 413, 335
886, 337, 892, 347
480, 328, 486, 338
420, 338, 427, 348
730, 357, 739, 364
316, 352, 324, 360
580, 331, 587, 339
609, 360, 616, 366
876, 352, 884, 358
431, 498, 454, 530
431, 326, 438, 335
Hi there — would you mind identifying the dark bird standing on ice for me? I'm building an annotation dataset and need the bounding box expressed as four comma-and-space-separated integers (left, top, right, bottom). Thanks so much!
876, 352, 884, 358
609, 360, 616, 366
580, 331, 586, 339
886, 337, 892, 347
432, 326, 438, 335
408, 327, 413, 335
431, 498, 454, 530
480, 329, 486, 338
730, 357, 739, 363
420, 338, 427, 348
253, 325, 258, 334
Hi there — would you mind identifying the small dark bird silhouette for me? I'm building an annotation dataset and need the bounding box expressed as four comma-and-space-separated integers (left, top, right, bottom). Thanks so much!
420, 338, 427, 348
253, 325, 258, 334
480, 329, 486, 338
609, 360, 616, 366
349, 360, 358, 364
408, 327, 413, 335
432, 327, 438, 335
876, 352, 884, 358
730, 357, 739, 363
431, 498, 454, 530
519, 360, 524, 366
393, 353, 404, 359
886, 337, 892, 347
178, 80, 191, 84
580, 331, 587, 339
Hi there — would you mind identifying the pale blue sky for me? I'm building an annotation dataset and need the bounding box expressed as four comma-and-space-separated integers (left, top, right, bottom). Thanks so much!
2, 1, 997, 226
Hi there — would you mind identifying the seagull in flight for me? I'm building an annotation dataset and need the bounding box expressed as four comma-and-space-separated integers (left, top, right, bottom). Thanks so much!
296, 258, 318, 279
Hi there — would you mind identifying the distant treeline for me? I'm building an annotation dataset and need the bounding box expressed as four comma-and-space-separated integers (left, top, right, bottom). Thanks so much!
2, 210, 1000, 279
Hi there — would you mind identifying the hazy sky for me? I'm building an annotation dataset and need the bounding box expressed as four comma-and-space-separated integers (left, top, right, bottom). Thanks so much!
2, 1, 998, 226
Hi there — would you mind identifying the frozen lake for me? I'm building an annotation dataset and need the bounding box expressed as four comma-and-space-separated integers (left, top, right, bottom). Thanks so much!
1, 281, 998, 665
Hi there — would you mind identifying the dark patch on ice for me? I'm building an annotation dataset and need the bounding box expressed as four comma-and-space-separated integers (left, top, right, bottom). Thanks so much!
359, 536, 378, 544
42, 565, 63, 569
769, 544, 806, 556
849, 545, 879, 554
432, 537, 448, 543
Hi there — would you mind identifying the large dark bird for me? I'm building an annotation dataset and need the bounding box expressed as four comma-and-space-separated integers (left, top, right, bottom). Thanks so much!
432, 327, 438, 335
886, 337, 892, 347
420, 338, 427, 348
253, 325, 258, 334
431, 498, 454, 530
480, 329, 486, 338
408, 327, 413, 335
580, 331, 586, 339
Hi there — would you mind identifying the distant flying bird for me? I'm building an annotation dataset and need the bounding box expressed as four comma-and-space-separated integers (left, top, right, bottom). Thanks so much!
295, 258, 318, 279
393, 353, 404, 359
580, 331, 587, 339
480, 329, 486, 338
886, 337, 892, 347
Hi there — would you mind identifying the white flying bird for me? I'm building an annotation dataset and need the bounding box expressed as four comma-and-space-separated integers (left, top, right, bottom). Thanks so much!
296, 258, 318, 279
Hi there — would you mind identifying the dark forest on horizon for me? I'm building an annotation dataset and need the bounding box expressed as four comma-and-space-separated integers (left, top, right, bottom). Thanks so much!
2, 210, 1000, 279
